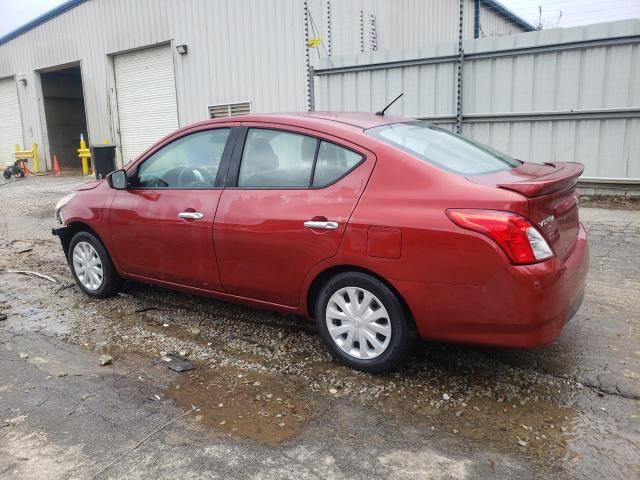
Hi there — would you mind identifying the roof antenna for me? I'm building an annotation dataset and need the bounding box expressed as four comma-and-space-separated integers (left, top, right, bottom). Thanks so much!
375, 93, 403, 116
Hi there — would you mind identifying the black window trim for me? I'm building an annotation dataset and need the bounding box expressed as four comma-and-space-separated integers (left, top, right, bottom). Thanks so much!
225, 126, 366, 190
127, 126, 238, 191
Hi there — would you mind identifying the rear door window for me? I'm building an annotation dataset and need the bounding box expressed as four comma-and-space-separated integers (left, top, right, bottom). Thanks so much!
236, 128, 364, 188
366, 121, 521, 175
238, 129, 316, 188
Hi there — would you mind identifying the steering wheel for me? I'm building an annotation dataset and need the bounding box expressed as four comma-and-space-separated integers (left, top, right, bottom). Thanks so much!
177, 167, 197, 187
177, 167, 212, 188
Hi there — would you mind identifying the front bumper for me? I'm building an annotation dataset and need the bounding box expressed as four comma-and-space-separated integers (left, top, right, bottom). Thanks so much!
52, 225, 73, 261
399, 222, 590, 348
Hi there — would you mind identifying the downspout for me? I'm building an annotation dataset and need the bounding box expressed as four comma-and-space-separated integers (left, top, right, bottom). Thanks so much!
474, 0, 480, 39
304, 0, 312, 111
456, 0, 465, 133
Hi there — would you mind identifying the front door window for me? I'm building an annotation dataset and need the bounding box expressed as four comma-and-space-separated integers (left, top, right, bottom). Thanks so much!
134, 129, 231, 188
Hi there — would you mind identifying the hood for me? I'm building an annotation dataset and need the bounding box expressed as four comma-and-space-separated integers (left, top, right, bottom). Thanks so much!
75, 179, 104, 191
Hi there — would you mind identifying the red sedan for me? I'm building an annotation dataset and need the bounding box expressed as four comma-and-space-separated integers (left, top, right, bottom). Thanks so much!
53, 113, 589, 372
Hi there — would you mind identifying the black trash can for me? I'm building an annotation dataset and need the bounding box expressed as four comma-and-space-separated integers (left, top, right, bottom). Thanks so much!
91, 145, 117, 180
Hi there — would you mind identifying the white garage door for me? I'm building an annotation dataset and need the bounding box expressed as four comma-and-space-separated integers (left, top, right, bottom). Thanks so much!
114, 45, 179, 165
0, 77, 23, 166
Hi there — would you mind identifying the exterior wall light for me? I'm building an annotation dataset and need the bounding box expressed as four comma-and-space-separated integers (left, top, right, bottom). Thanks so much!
176, 44, 188, 55
16, 73, 27, 85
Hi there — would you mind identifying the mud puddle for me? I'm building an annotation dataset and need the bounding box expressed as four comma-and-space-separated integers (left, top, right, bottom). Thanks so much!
167, 364, 318, 446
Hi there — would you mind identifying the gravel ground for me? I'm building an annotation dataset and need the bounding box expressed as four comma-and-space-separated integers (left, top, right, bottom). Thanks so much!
0, 175, 638, 479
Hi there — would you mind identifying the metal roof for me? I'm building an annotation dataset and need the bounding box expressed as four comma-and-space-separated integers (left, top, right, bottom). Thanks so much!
0, 0, 87, 46
0, 0, 535, 47
481, 0, 536, 32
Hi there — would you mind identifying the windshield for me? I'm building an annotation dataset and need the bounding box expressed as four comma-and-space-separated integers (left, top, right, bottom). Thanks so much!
366, 121, 521, 175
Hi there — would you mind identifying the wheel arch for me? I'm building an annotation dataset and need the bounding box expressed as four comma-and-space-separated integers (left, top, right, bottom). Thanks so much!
306, 264, 415, 325
61, 222, 123, 274
62, 222, 101, 252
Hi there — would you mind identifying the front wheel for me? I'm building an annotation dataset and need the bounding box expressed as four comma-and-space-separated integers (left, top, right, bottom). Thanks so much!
315, 272, 416, 373
68, 231, 121, 298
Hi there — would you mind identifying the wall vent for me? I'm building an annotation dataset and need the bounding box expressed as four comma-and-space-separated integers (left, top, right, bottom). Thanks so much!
208, 101, 251, 118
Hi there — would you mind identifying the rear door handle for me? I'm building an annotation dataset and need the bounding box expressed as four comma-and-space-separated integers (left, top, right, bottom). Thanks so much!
178, 212, 204, 220
304, 220, 339, 230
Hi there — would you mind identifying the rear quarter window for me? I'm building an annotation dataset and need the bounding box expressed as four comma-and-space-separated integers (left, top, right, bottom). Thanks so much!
312, 141, 363, 187
366, 121, 521, 175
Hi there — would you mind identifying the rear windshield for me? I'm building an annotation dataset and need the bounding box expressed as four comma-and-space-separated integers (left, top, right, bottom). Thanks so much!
366, 121, 521, 175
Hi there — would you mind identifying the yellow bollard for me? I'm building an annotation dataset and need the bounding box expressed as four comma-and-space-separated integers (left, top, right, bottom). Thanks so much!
32, 144, 39, 173
77, 134, 92, 176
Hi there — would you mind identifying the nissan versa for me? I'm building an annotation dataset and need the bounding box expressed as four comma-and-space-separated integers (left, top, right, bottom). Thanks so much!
53, 112, 589, 372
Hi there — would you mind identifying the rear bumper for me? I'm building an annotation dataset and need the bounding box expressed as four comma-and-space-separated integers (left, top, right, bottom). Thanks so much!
400, 222, 589, 348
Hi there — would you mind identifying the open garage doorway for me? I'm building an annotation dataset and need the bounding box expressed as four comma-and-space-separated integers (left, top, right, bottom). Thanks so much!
40, 64, 88, 172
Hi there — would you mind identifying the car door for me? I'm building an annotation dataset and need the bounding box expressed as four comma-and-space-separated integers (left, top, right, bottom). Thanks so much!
213, 124, 375, 306
109, 125, 237, 290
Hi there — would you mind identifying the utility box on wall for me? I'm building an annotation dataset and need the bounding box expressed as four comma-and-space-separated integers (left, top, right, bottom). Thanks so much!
91, 144, 116, 179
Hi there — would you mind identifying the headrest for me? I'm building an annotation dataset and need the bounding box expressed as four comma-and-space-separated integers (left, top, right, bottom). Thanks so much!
247, 138, 278, 170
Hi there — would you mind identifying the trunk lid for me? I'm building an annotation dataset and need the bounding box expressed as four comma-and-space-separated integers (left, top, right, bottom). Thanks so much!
468, 162, 584, 261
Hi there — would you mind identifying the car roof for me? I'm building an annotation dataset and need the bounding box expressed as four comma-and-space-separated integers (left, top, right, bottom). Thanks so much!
186, 111, 410, 133
296, 112, 409, 129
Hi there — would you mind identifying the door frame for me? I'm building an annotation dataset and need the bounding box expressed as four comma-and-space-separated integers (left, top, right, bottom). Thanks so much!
35, 61, 90, 171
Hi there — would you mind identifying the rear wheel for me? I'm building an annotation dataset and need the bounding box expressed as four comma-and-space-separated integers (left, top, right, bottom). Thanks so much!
68, 231, 121, 298
315, 272, 416, 373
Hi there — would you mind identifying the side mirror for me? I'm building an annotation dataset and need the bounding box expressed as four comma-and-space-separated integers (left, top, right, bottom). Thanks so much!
108, 169, 127, 190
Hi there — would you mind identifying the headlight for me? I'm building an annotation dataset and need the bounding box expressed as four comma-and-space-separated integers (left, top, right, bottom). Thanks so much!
55, 192, 76, 224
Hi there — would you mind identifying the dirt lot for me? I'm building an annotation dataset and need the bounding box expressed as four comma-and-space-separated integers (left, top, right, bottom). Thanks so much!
1, 175, 639, 479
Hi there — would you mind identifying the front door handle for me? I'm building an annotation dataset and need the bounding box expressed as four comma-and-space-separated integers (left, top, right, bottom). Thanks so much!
178, 212, 204, 220
304, 220, 339, 230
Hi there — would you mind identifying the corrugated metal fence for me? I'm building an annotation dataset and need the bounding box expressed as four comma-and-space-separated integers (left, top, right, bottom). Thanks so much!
313, 20, 640, 185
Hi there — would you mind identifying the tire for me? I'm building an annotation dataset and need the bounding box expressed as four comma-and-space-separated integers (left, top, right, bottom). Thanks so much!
3, 169, 11, 179
315, 272, 416, 373
68, 231, 121, 298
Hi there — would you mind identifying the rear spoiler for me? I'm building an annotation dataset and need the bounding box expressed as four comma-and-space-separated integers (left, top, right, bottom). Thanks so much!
498, 162, 584, 198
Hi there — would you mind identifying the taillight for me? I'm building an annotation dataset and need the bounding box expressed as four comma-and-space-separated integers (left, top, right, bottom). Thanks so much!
446, 209, 554, 265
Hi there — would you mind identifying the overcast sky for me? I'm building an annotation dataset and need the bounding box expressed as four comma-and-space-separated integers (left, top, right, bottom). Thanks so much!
1, 0, 639, 37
